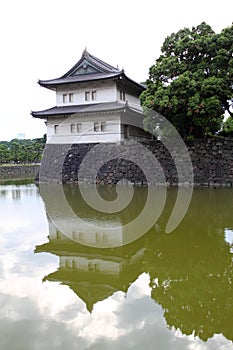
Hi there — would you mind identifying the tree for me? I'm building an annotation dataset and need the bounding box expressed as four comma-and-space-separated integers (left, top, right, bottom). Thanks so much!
140, 22, 233, 139
219, 117, 233, 137
0, 135, 46, 164
0, 144, 11, 163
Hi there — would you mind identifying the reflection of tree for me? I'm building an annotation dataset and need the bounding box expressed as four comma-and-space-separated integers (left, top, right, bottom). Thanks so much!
144, 188, 233, 342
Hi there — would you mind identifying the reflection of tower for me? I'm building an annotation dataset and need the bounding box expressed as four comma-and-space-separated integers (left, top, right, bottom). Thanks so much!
36, 183, 147, 312
35, 223, 145, 312
39, 183, 149, 247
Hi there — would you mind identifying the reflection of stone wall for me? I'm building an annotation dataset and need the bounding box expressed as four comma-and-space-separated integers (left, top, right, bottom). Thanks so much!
38, 138, 233, 186
0, 164, 40, 180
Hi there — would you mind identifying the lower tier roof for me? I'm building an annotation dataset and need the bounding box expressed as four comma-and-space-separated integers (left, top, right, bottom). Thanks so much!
31, 102, 143, 119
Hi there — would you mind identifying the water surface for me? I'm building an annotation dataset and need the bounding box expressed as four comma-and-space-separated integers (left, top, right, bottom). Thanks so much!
0, 183, 233, 349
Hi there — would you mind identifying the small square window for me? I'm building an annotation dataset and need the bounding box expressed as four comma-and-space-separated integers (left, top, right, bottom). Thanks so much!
92, 91, 97, 100
63, 94, 68, 103
94, 122, 100, 132
77, 123, 82, 133
69, 93, 73, 102
85, 91, 90, 101
54, 124, 59, 134
120, 90, 125, 101
101, 122, 106, 132
70, 123, 76, 133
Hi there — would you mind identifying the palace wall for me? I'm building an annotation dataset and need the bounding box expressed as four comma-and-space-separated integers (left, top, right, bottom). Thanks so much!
38, 138, 233, 186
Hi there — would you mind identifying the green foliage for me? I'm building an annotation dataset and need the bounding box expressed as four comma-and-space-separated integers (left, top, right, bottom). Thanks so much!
0, 135, 46, 164
219, 117, 233, 137
141, 22, 233, 139
0, 144, 11, 163
144, 189, 233, 341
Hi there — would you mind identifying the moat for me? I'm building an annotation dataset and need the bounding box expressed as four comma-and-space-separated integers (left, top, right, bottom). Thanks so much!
0, 182, 232, 349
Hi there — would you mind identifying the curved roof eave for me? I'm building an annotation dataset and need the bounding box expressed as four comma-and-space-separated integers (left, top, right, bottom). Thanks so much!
38, 71, 145, 94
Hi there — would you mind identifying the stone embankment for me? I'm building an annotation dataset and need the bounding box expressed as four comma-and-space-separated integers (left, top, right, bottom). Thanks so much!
38, 138, 233, 187
0, 164, 40, 181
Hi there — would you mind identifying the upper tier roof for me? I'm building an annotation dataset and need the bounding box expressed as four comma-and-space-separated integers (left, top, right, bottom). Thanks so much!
38, 49, 144, 94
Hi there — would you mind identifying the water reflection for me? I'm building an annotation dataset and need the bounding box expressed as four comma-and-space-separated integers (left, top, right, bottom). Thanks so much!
36, 184, 233, 344
35, 232, 145, 313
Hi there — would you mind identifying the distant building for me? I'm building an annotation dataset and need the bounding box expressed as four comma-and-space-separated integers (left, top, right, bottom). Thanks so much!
31, 49, 147, 144
17, 133, 25, 140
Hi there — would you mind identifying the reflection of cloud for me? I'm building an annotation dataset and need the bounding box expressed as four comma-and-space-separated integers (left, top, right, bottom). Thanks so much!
0, 259, 4, 279
1, 275, 233, 350
0, 293, 88, 350
224, 229, 233, 245
224, 229, 233, 253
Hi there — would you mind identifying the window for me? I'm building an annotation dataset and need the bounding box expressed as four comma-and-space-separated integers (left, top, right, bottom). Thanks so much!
77, 123, 82, 133
85, 90, 97, 101
54, 124, 59, 134
69, 93, 73, 102
94, 122, 100, 132
70, 123, 76, 133
101, 122, 106, 132
70, 123, 82, 133
94, 122, 106, 132
120, 90, 125, 101
85, 91, 90, 101
124, 124, 129, 139
63, 93, 73, 103
63, 94, 68, 103
92, 91, 97, 100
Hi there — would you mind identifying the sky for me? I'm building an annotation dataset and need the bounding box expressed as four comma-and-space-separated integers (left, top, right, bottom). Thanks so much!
0, 0, 232, 141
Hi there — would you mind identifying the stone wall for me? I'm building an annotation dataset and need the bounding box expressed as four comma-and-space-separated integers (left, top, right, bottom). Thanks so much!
0, 164, 40, 181
38, 138, 233, 186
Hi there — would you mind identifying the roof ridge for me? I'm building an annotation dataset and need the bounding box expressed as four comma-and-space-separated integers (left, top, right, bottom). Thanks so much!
86, 52, 119, 73
61, 51, 120, 78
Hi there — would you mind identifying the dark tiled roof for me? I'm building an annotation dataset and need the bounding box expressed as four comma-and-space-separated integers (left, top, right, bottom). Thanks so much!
38, 50, 144, 93
61, 49, 120, 76
39, 71, 122, 87
31, 102, 143, 119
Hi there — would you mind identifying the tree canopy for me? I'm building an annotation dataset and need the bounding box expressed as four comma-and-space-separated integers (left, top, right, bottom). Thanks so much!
140, 22, 233, 139
219, 116, 233, 137
0, 135, 46, 164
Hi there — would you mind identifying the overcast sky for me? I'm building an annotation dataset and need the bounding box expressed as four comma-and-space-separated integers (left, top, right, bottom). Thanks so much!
1, 0, 232, 141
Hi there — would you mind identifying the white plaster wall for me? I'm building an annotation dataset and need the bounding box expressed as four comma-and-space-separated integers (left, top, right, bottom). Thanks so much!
46, 113, 121, 144
126, 93, 142, 109
56, 81, 117, 106
116, 89, 142, 110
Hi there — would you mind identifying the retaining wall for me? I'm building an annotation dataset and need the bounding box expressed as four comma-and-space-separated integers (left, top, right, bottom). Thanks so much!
38, 138, 233, 186
0, 164, 40, 180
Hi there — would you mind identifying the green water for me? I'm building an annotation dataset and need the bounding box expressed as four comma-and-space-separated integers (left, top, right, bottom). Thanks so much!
0, 183, 232, 349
